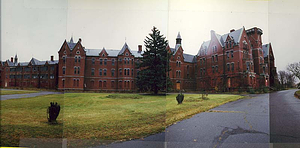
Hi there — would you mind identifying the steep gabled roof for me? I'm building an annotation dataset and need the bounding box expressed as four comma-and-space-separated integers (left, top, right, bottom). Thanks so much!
67, 37, 77, 50
197, 40, 210, 56
183, 53, 196, 63
118, 42, 132, 55
221, 28, 243, 45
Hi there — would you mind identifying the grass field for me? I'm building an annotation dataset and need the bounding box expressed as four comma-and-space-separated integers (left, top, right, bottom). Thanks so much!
295, 90, 300, 99
1, 93, 244, 147
1, 90, 39, 95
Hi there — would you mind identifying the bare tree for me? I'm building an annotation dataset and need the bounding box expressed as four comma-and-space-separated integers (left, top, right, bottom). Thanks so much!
278, 70, 296, 88
278, 71, 287, 87
287, 62, 300, 81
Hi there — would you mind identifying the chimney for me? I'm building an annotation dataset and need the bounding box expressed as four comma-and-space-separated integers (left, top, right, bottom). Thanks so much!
79, 38, 82, 43
230, 29, 235, 32
138, 45, 142, 53
11, 57, 13, 62
51, 55, 54, 61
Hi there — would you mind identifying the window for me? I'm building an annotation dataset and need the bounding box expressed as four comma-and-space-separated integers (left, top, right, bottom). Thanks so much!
62, 79, 65, 87
263, 67, 266, 73
227, 64, 230, 72
203, 58, 205, 64
111, 69, 115, 76
78, 57, 81, 63
99, 69, 102, 76
112, 59, 115, 66
231, 51, 234, 58
212, 56, 214, 62
104, 69, 107, 76
50, 75, 54, 79
78, 67, 80, 74
212, 66, 215, 73
132, 59, 134, 65
124, 69, 127, 76
231, 63, 234, 72
63, 56, 66, 63
104, 59, 107, 65
227, 52, 229, 59
92, 58, 95, 64
111, 81, 115, 88
73, 79, 76, 86
91, 68, 95, 76
103, 81, 107, 87
216, 66, 218, 73
75, 57, 77, 63
77, 79, 79, 87
200, 59, 202, 66
124, 58, 127, 64
247, 62, 250, 71
200, 69, 202, 76
63, 67, 66, 74
119, 69, 122, 75
215, 55, 218, 62
74, 67, 77, 74
99, 81, 102, 88
131, 69, 134, 76
229, 41, 232, 48
203, 68, 206, 75
100, 59, 103, 65
127, 69, 129, 76
76, 50, 80, 54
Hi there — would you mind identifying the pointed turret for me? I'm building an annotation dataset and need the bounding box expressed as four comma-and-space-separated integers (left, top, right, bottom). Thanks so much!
14, 54, 18, 64
70, 37, 74, 43
176, 32, 182, 44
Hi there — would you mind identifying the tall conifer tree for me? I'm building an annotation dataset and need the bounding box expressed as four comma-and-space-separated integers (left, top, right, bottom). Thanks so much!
136, 27, 172, 94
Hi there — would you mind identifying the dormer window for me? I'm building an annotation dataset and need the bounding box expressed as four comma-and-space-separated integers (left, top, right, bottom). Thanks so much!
102, 54, 105, 57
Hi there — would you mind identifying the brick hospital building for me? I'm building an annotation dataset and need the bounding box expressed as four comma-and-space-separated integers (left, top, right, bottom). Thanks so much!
0, 27, 277, 91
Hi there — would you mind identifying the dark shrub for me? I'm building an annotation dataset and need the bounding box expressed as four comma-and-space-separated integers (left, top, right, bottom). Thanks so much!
47, 102, 60, 123
263, 87, 269, 93
176, 93, 184, 104
249, 88, 255, 94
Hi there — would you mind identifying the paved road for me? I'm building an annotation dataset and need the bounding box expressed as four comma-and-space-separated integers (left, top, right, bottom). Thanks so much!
95, 89, 300, 148
96, 92, 273, 148
0, 90, 63, 100
270, 89, 300, 147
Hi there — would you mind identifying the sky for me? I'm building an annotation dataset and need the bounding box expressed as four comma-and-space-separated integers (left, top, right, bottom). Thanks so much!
2, 0, 300, 74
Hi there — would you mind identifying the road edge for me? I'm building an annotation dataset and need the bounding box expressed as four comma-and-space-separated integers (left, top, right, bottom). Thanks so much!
294, 90, 300, 99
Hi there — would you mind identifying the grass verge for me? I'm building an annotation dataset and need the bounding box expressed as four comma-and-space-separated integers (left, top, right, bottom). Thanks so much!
1, 93, 244, 147
295, 90, 300, 99
1, 90, 39, 95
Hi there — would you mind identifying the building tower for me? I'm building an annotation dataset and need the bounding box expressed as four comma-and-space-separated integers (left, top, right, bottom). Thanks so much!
176, 32, 182, 45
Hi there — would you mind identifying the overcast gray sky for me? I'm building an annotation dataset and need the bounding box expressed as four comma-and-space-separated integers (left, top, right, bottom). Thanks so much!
2, 0, 300, 73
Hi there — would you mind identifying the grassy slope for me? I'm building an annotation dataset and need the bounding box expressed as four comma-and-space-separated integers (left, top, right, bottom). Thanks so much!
295, 90, 300, 98
1, 90, 39, 95
1, 93, 244, 147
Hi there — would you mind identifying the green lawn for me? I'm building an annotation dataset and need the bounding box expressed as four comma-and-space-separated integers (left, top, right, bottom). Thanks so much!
295, 90, 300, 98
1, 90, 39, 95
1, 93, 244, 147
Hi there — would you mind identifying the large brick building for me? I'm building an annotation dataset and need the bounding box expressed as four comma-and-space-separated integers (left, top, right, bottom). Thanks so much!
0, 55, 58, 89
1, 26, 277, 92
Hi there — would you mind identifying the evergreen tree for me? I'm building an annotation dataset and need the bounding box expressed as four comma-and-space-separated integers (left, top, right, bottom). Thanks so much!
136, 27, 172, 94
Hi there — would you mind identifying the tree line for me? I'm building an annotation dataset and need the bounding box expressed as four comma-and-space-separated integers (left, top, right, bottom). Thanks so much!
278, 62, 300, 89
